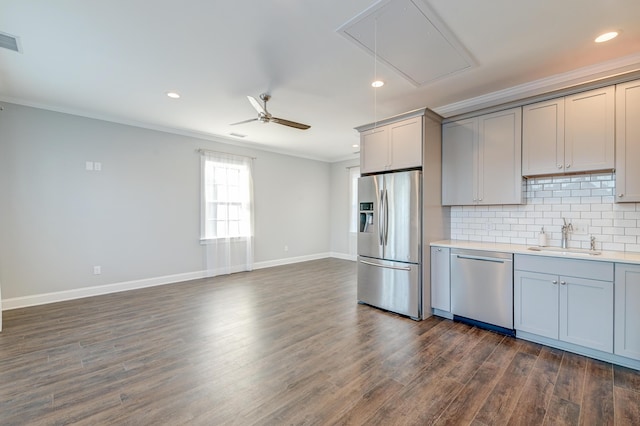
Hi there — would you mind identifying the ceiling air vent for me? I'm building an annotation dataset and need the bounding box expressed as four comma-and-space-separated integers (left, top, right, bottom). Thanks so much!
0, 31, 21, 53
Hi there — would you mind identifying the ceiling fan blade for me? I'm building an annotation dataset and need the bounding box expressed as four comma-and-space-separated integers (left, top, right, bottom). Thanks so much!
230, 118, 259, 126
271, 117, 311, 130
247, 96, 266, 114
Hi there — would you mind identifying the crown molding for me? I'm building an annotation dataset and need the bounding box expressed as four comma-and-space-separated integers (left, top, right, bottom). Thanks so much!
433, 52, 640, 118
0, 96, 332, 163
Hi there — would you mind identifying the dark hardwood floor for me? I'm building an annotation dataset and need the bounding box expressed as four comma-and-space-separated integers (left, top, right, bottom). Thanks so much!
1, 258, 638, 425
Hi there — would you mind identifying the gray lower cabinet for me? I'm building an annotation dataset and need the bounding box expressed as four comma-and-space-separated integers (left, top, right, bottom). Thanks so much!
514, 255, 614, 353
430, 246, 450, 312
614, 263, 640, 361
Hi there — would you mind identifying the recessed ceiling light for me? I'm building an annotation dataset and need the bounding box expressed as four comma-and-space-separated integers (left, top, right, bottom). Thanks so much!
371, 80, 384, 88
166, 91, 181, 99
595, 31, 618, 43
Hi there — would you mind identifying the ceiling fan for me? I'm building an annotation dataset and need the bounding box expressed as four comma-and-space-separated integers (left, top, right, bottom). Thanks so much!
231, 93, 311, 130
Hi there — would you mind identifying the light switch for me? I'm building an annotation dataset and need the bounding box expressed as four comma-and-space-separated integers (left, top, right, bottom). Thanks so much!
94, 162, 102, 171
85, 161, 94, 171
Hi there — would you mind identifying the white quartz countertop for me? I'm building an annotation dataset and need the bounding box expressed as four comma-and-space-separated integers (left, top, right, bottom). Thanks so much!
431, 240, 640, 265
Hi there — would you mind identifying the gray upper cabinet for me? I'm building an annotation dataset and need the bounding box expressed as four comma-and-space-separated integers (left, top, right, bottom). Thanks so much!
442, 107, 522, 205
360, 116, 422, 174
565, 86, 615, 173
522, 86, 615, 177
615, 79, 640, 203
522, 98, 565, 176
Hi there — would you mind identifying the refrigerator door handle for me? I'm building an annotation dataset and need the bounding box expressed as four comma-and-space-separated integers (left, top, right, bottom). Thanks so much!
384, 188, 389, 246
378, 189, 385, 246
360, 259, 412, 271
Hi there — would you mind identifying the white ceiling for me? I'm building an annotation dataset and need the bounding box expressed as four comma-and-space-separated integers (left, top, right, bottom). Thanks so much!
1, 0, 639, 162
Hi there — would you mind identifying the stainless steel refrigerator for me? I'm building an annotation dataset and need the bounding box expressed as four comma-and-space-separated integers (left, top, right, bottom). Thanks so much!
357, 170, 422, 319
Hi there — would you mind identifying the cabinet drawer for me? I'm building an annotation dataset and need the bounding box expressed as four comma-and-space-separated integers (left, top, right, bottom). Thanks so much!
514, 254, 613, 281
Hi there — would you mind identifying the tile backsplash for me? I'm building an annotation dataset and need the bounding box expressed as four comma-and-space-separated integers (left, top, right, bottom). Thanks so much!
450, 172, 640, 253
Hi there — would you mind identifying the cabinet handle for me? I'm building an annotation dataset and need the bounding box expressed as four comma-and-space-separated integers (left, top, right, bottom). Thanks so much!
560, 281, 566, 285
618, 194, 624, 198
552, 280, 558, 285
566, 164, 571, 169
437, 248, 442, 252
557, 165, 562, 169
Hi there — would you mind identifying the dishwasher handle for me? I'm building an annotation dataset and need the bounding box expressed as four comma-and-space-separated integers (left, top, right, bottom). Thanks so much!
455, 254, 512, 264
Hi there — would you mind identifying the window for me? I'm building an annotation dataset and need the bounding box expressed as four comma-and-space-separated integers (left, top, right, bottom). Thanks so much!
201, 152, 253, 240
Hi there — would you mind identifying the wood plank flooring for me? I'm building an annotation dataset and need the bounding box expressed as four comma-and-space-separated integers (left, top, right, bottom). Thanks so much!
1, 258, 638, 425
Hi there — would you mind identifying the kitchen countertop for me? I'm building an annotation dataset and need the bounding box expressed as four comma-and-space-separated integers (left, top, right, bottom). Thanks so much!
431, 240, 640, 265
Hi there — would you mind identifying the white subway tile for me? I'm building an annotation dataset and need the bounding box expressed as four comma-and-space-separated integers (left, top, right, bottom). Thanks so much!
580, 181, 601, 189
614, 219, 637, 228
625, 227, 640, 236
602, 242, 625, 251
571, 204, 591, 212
613, 203, 637, 212
581, 196, 603, 204
570, 189, 591, 197
624, 244, 640, 253
592, 188, 614, 196
591, 219, 613, 227
591, 203, 612, 212
561, 182, 581, 190
614, 235, 637, 244
580, 212, 601, 219
602, 227, 625, 235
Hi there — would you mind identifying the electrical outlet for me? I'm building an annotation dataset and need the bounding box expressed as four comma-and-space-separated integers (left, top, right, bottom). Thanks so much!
284, 245, 289, 252
93, 265, 101, 275
94, 162, 102, 171
572, 220, 589, 235
86, 161, 94, 171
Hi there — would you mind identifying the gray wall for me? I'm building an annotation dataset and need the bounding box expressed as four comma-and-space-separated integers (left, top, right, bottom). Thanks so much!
0, 103, 333, 302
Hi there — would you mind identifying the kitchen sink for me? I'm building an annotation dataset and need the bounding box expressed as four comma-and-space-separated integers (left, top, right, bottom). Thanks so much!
527, 246, 601, 256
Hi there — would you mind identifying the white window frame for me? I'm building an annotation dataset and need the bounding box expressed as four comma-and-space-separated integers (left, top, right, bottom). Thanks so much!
200, 153, 253, 242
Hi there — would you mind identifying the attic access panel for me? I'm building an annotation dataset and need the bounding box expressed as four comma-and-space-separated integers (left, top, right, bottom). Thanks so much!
337, 0, 475, 87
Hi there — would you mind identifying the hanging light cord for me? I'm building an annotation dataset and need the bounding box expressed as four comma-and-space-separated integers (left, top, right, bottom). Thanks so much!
373, 18, 378, 129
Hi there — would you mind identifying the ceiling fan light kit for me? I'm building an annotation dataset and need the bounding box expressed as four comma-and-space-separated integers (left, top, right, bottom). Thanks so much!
230, 93, 311, 130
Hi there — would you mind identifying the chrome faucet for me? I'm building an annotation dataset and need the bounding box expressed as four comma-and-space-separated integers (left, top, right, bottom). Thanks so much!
561, 218, 573, 249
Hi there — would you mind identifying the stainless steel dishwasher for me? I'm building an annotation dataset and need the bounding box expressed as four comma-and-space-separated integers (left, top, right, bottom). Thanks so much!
450, 248, 514, 333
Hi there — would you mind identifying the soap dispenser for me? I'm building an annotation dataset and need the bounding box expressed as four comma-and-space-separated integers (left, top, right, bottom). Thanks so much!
538, 227, 547, 247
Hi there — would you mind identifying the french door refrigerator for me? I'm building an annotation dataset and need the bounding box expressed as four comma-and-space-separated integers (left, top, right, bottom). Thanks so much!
357, 170, 422, 319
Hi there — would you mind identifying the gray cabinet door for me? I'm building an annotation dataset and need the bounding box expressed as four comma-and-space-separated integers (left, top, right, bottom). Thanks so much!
478, 107, 522, 205
514, 270, 559, 339
442, 118, 476, 205
559, 276, 613, 353
614, 264, 640, 361
430, 246, 450, 312
522, 98, 565, 176
615, 80, 640, 203
565, 86, 615, 173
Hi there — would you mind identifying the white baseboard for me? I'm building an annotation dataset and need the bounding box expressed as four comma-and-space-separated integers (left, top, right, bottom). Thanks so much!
253, 252, 331, 269
2, 252, 352, 311
1, 270, 208, 311
329, 252, 357, 261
